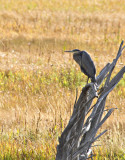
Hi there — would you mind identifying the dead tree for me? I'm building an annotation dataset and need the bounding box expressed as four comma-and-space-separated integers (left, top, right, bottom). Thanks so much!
56, 41, 125, 160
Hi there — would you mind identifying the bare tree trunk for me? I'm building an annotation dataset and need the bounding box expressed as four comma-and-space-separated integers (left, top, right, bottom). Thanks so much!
56, 41, 125, 160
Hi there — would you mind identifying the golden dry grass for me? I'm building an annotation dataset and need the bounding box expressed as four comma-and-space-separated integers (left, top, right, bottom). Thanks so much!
0, 0, 124, 159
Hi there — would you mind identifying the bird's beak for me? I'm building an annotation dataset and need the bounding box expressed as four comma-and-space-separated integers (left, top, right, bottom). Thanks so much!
64, 50, 73, 52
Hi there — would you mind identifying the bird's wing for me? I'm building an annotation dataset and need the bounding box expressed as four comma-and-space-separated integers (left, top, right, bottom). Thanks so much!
81, 51, 96, 77
73, 52, 82, 66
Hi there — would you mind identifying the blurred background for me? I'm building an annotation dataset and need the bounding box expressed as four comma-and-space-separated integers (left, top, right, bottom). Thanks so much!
0, 0, 124, 159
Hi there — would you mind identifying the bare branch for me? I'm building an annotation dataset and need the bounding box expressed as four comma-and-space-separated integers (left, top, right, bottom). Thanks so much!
56, 41, 125, 160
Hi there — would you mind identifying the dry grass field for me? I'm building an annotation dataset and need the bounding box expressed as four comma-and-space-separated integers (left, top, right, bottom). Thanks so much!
0, 0, 124, 159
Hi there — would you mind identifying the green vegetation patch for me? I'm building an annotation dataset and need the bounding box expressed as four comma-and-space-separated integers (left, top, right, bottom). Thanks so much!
0, 68, 86, 95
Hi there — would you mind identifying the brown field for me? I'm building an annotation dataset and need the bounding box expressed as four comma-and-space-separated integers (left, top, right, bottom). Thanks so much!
0, 0, 124, 159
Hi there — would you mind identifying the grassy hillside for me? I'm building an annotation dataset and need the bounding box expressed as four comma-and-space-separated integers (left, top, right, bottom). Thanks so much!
0, 0, 124, 159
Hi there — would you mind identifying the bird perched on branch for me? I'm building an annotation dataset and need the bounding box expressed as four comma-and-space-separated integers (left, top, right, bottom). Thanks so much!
65, 49, 96, 83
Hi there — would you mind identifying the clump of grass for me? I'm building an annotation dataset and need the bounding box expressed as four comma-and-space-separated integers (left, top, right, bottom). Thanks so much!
0, 131, 56, 159
94, 120, 125, 159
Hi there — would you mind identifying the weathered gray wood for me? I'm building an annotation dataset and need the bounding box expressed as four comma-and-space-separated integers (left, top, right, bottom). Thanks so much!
55, 41, 125, 160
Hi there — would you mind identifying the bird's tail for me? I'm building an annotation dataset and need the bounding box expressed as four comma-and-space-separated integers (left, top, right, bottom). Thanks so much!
91, 76, 98, 91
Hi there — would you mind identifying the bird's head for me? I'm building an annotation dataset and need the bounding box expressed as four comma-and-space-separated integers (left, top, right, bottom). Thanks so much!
64, 49, 80, 53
